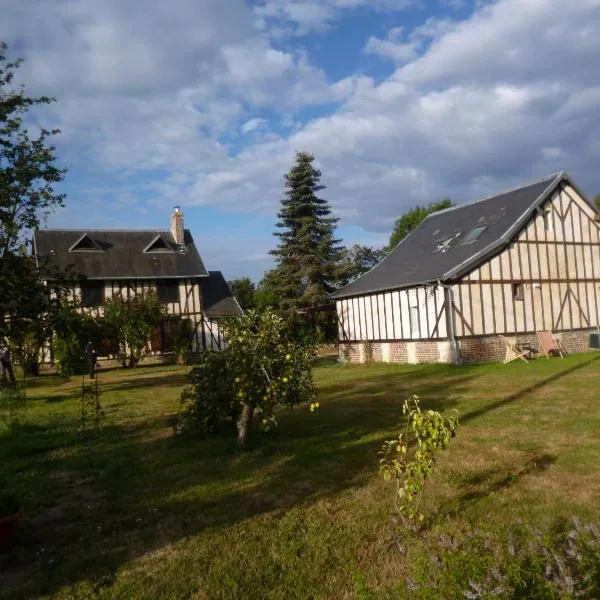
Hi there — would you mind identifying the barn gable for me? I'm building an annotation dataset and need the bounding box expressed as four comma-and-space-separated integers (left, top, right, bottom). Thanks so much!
335, 172, 600, 365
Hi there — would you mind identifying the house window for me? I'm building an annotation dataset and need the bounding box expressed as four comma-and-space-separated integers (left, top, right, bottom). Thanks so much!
512, 282, 523, 301
543, 209, 553, 233
460, 225, 487, 245
410, 306, 419, 334
158, 280, 180, 303
81, 281, 104, 307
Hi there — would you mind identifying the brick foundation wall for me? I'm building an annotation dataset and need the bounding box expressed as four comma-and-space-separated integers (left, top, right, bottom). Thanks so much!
458, 329, 594, 364
339, 330, 596, 364
339, 340, 449, 364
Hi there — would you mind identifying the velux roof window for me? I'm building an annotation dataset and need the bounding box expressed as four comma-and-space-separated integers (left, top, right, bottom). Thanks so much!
460, 225, 487, 245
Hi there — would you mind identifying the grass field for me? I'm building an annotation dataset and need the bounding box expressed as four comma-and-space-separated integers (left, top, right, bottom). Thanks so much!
1, 353, 600, 599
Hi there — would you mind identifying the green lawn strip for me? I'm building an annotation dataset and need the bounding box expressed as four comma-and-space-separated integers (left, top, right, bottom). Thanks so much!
0, 354, 599, 598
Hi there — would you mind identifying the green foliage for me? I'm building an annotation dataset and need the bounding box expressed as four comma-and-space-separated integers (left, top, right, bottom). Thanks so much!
171, 317, 195, 365
0, 42, 68, 371
178, 350, 240, 434
594, 194, 600, 212
50, 297, 101, 375
254, 276, 279, 311
179, 308, 317, 445
268, 152, 344, 316
338, 244, 387, 285
379, 395, 458, 523
228, 277, 256, 311
102, 291, 165, 368
400, 518, 600, 599
0, 41, 66, 258
386, 198, 454, 251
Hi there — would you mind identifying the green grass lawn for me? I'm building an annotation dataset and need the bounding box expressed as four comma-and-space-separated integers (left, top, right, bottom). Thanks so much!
1, 353, 600, 599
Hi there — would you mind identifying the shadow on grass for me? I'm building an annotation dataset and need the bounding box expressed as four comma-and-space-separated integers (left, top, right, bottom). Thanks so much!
0, 386, 404, 598
1, 356, 597, 597
460, 353, 600, 425
98, 371, 189, 393
431, 452, 557, 528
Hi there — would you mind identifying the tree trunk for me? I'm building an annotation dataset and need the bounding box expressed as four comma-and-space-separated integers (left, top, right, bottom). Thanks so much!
236, 403, 255, 447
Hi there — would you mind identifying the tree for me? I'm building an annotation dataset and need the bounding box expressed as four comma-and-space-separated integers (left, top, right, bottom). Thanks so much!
228, 277, 255, 311
0, 42, 65, 257
0, 42, 66, 367
338, 244, 387, 285
386, 198, 454, 251
50, 296, 101, 376
269, 152, 344, 316
179, 308, 317, 446
102, 292, 165, 368
594, 194, 600, 212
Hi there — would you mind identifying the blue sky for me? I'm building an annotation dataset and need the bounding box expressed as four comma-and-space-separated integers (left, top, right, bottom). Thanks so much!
2, 0, 600, 281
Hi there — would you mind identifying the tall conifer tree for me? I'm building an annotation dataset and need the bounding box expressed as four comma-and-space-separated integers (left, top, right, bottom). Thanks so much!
269, 152, 343, 315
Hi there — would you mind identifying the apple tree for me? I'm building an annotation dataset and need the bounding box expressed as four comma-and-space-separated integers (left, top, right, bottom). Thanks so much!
179, 308, 318, 446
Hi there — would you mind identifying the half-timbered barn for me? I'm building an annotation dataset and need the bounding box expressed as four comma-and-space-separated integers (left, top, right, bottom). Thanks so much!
333, 172, 600, 364
33, 208, 242, 361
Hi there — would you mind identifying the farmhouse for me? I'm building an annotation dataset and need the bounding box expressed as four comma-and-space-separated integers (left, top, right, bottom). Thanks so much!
333, 172, 600, 364
33, 208, 242, 359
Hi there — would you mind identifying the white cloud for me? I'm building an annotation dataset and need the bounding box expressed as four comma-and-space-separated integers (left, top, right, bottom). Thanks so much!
241, 118, 268, 133
252, 0, 417, 35
2, 0, 600, 280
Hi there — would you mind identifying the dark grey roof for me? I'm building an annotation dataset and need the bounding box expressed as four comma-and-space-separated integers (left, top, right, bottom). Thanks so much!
202, 271, 243, 317
333, 172, 588, 299
33, 229, 208, 280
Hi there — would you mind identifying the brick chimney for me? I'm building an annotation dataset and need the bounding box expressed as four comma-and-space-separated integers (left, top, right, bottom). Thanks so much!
170, 206, 185, 245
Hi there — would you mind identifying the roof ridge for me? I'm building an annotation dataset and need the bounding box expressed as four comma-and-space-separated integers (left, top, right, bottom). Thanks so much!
36, 228, 173, 233
426, 171, 564, 218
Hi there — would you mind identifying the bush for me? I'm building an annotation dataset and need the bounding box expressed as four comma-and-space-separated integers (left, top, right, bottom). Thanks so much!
178, 350, 239, 435
50, 299, 101, 376
178, 308, 317, 445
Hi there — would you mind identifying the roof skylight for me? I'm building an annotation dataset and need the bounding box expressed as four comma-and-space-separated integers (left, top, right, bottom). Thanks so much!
460, 225, 487, 245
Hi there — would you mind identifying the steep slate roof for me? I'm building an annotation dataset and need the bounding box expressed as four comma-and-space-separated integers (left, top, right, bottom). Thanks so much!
33, 229, 208, 280
201, 271, 244, 317
333, 172, 591, 299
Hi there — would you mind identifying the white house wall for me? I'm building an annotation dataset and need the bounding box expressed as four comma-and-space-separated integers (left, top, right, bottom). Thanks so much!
337, 285, 447, 341
454, 183, 600, 336
74, 278, 213, 353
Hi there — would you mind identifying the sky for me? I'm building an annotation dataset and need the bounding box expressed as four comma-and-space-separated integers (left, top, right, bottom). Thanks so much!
2, 0, 600, 281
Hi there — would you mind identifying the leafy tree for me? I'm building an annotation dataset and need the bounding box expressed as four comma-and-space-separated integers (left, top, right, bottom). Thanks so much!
254, 275, 279, 311
339, 244, 387, 285
179, 308, 317, 446
50, 296, 101, 376
594, 194, 600, 212
171, 317, 195, 365
102, 291, 164, 368
269, 152, 344, 316
386, 198, 454, 251
0, 41, 66, 369
228, 277, 255, 311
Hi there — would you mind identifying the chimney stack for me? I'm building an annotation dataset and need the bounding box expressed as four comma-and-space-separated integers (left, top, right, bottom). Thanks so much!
171, 206, 185, 245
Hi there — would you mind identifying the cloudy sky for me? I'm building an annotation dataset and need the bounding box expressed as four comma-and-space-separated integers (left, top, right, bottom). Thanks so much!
2, 0, 600, 280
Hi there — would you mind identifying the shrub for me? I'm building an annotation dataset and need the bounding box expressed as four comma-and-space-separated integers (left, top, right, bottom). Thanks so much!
102, 291, 164, 367
379, 395, 458, 524
178, 350, 239, 435
178, 308, 317, 445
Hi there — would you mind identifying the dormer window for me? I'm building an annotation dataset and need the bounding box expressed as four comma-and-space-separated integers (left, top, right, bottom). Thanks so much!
69, 233, 103, 252
143, 235, 174, 253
